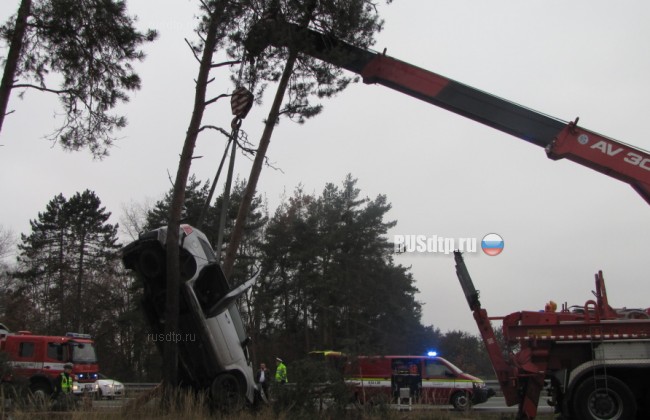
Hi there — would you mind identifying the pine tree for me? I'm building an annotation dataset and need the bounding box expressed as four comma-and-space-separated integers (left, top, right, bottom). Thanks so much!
223, 0, 392, 278
14, 190, 120, 333
0, 0, 157, 157
257, 175, 429, 359
161, 0, 247, 388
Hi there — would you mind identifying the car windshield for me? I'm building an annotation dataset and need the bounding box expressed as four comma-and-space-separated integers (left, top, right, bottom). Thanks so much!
443, 358, 464, 374
70, 341, 98, 363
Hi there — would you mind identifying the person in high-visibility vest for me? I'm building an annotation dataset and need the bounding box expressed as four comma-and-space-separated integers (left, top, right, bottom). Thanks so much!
275, 357, 287, 384
53, 363, 75, 410
56, 363, 74, 395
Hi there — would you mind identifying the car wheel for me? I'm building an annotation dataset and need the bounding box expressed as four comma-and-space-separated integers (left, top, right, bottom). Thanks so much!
138, 247, 165, 281
451, 391, 471, 411
572, 375, 636, 420
211, 373, 244, 412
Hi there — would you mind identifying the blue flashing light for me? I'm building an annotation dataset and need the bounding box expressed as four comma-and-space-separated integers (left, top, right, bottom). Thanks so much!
66, 332, 92, 339
427, 351, 438, 357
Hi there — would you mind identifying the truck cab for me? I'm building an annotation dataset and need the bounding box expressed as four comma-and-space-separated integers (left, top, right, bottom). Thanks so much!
0, 328, 99, 399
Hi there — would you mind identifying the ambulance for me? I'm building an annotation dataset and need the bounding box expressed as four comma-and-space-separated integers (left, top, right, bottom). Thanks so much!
312, 351, 495, 410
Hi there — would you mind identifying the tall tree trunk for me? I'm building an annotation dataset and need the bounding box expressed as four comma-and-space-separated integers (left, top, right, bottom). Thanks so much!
0, 0, 31, 135
222, 49, 298, 278
303, 300, 309, 353
75, 235, 85, 332
58, 228, 65, 331
163, 3, 225, 390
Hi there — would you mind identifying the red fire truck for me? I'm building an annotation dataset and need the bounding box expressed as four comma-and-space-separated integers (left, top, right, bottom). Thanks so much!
0, 323, 99, 399
312, 351, 494, 410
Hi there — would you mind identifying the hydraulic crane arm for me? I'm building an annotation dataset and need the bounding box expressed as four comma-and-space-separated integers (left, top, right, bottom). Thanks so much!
245, 18, 650, 204
453, 252, 519, 406
454, 251, 545, 419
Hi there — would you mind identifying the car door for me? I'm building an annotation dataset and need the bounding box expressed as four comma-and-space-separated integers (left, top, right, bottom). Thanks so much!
422, 358, 455, 405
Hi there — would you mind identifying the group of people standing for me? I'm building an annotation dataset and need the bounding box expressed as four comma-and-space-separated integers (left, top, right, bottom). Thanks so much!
255, 357, 287, 398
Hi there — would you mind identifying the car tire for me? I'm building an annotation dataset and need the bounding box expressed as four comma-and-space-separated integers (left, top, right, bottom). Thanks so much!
211, 373, 244, 412
572, 375, 636, 420
451, 391, 471, 411
138, 247, 165, 281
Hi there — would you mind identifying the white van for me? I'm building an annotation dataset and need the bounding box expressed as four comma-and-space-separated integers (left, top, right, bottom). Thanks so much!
122, 224, 259, 409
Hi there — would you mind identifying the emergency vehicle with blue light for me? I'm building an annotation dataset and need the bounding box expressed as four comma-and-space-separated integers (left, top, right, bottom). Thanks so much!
311, 351, 494, 410
0, 323, 99, 399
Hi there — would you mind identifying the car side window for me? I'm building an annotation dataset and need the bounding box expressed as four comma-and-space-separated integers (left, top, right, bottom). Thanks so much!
425, 360, 452, 377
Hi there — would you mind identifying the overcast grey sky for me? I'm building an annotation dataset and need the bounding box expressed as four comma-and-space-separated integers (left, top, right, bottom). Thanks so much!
2, 0, 650, 337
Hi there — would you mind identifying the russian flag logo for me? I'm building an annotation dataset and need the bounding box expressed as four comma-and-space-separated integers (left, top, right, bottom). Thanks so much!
481, 233, 504, 256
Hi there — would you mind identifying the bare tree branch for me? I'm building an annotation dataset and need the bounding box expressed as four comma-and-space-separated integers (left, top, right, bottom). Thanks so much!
12, 83, 74, 95
0, 225, 16, 262
198, 124, 231, 136
204, 93, 229, 106
184, 38, 202, 63
167, 169, 175, 187
210, 60, 241, 69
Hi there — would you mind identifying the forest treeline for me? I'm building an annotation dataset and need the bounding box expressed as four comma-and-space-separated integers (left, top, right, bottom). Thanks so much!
0, 175, 496, 381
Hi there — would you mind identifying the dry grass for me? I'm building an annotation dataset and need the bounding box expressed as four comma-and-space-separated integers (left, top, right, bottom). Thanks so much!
2, 386, 557, 420
3, 404, 557, 420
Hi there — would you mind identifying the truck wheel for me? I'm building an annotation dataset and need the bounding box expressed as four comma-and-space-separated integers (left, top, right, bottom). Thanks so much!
211, 373, 244, 412
451, 391, 471, 411
573, 375, 636, 420
29, 382, 51, 409
138, 247, 165, 280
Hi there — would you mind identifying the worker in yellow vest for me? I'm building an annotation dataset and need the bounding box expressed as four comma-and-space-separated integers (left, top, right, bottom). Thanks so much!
53, 363, 75, 410
275, 357, 287, 384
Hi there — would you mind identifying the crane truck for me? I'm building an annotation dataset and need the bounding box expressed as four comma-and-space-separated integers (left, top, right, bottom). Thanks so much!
455, 251, 650, 419
245, 15, 650, 419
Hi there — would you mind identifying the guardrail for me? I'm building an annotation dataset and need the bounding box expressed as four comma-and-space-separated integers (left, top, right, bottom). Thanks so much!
124, 381, 503, 396
123, 383, 160, 394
